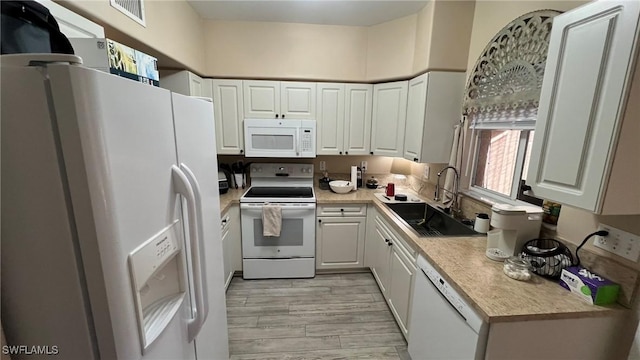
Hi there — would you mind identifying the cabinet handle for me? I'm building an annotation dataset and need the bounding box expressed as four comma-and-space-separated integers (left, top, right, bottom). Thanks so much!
282, 114, 285, 119
275, 114, 279, 118
385, 239, 390, 244
240, 149, 244, 154
414, 158, 418, 162
339, 151, 342, 155
388, 241, 393, 247
340, 208, 344, 212
370, 151, 374, 155
345, 151, 348, 155
318, 219, 322, 223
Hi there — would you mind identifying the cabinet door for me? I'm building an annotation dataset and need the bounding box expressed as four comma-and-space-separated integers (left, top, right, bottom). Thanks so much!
403, 74, 428, 162
371, 81, 408, 157
281, 82, 316, 119
36, 0, 105, 38
387, 246, 416, 337
243, 80, 280, 118
212, 80, 245, 155
527, 0, 640, 213
371, 215, 392, 295
188, 72, 204, 97
420, 72, 465, 163
227, 205, 242, 274
364, 205, 378, 268
316, 217, 366, 270
221, 219, 233, 290
344, 84, 373, 155
316, 83, 345, 155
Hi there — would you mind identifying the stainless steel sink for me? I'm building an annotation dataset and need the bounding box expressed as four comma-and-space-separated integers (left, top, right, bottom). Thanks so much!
385, 202, 480, 237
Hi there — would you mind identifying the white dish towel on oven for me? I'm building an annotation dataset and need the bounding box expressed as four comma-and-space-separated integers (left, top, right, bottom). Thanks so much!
262, 203, 282, 237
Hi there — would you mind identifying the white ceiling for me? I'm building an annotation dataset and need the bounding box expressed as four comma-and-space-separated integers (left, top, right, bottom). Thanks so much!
187, 1, 430, 27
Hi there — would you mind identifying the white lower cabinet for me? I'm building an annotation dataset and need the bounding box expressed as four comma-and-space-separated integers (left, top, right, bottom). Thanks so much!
316, 205, 367, 270
367, 207, 417, 339
221, 205, 242, 290
387, 245, 415, 335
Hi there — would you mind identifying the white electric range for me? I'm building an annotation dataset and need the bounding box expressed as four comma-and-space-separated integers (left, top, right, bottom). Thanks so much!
240, 163, 316, 279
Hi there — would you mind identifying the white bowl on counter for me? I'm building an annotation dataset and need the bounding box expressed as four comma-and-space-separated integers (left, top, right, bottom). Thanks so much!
329, 180, 353, 194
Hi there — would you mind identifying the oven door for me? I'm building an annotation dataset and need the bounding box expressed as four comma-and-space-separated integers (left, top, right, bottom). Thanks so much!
240, 202, 316, 258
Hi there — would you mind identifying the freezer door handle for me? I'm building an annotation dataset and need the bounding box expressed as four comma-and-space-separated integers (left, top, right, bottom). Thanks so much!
180, 164, 209, 325
171, 165, 207, 342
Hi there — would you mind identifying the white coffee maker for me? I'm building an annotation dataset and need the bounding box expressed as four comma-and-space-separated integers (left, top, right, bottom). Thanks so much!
485, 204, 543, 261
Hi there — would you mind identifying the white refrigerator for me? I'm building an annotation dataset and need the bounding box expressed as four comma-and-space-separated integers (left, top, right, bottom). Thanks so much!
1, 54, 229, 359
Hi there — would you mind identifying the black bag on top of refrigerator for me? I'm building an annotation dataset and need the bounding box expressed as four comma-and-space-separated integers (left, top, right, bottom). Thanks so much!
1, 0, 74, 55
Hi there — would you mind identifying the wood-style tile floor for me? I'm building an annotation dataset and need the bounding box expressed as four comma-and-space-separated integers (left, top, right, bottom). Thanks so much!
225, 272, 411, 360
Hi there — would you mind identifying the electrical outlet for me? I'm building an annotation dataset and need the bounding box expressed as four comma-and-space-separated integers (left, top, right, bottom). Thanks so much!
593, 224, 640, 262
361, 161, 367, 172
423, 165, 430, 180
319, 161, 326, 171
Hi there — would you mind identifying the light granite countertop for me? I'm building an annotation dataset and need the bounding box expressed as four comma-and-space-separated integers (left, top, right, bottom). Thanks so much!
219, 185, 629, 323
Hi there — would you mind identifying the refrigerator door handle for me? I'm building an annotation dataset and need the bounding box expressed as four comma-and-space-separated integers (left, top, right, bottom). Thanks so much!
171, 165, 206, 343
180, 163, 209, 322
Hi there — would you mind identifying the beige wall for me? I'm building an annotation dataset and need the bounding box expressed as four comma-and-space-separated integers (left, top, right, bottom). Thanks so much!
412, 1, 435, 74
59, 0, 206, 73
204, 14, 421, 82
204, 21, 368, 81
365, 14, 417, 81
426, 0, 475, 72
203, 1, 473, 82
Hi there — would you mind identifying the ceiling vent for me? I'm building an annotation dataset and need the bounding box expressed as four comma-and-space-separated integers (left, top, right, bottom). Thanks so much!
110, 0, 146, 27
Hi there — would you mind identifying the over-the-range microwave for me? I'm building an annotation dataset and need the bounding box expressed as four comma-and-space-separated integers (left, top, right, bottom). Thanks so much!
243, 119, 316, 158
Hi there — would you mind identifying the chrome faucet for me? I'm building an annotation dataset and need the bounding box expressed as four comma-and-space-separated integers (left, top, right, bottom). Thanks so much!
435, 166, 460, 216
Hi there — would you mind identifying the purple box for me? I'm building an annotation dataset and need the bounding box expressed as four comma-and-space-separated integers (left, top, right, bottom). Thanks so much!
559, 266, 619, 305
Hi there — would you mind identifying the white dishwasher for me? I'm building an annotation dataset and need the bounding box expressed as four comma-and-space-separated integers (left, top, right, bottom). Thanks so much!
408, 255, 488, 360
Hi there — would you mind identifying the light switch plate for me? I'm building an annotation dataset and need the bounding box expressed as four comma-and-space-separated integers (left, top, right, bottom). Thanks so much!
361, 161, 367, 172
593, 224, 640, 262
319, 161, 326, 171
423, 165, 430, 180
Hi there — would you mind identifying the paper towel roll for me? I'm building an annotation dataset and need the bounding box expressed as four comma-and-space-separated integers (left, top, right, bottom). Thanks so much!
351, 166, 357, 190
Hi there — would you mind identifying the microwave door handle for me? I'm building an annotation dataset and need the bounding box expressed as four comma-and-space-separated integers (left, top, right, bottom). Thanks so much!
295, 130, 300, 156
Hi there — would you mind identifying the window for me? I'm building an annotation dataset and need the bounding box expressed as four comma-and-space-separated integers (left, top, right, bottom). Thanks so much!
471, 129, 537, 203
461, 10, 561, 206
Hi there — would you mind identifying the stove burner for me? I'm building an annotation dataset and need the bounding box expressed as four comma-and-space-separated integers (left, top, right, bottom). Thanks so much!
243, 186, 313, 198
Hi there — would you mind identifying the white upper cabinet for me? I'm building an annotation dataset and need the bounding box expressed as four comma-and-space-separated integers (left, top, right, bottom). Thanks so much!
36, 0, 105, 38
243, 80, 280, 118
212, 79, 245, 155
403, 72, 465, 163
316, 83, 345, 155
371, 81, 408, 157
344, 84, 373, 155
527, 0, 640, 215
243, 80, 316, 119
281, 81, 316, 119
316, 83, 372, 155
160, 70, 205, 97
